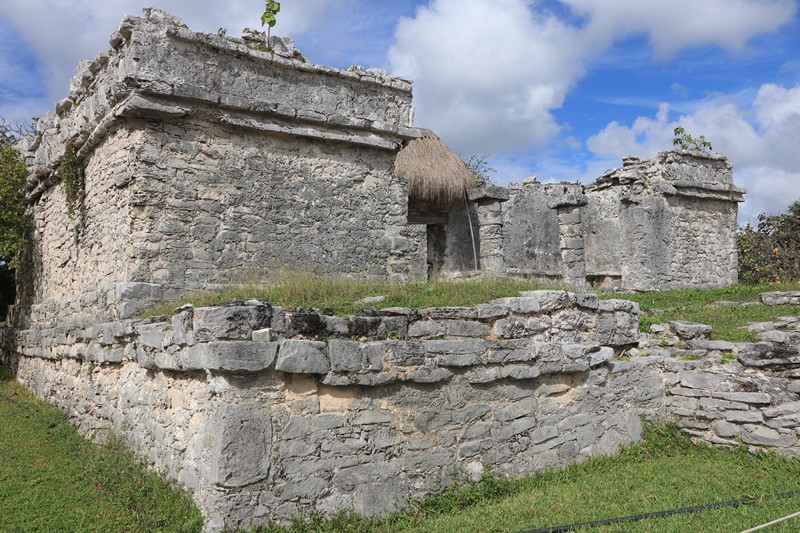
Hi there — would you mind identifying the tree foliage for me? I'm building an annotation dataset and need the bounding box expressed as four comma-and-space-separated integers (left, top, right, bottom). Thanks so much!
672, 126, 712, 152
0, 122, 30, 319
738, 200, 800, 283
463, 154, 496, 184
0, 146, 28, 266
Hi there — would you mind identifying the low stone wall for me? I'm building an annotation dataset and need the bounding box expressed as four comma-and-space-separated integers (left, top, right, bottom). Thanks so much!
638, 309, 800, 457
4, 290, 799, 530
3, 290, 658, 530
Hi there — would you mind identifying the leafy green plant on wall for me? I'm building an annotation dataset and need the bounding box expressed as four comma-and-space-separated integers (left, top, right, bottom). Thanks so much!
261, 1, 281, 40
672, 126, 712, 152
58, 147, 84, 219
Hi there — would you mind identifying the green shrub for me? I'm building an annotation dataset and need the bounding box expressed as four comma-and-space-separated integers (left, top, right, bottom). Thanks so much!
0, 144, 29, 318
738, 200, 800, 283
58, 147, 84, 218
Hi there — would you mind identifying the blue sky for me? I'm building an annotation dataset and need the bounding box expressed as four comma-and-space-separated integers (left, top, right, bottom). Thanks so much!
1, 0, 798, 223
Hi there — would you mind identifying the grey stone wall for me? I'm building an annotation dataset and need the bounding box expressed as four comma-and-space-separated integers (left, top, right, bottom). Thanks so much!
499, 151, 744, 290
4, 290, 799, 529
585, 151, 744, 290
635, 306, 800, 457
12, 8, 422, 328
2, 290, 655, 530
502, 183, 564, 280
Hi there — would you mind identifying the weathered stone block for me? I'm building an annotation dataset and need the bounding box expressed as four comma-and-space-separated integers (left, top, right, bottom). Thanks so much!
740, 425, 795, 447
276, 340, 329, 374
447, 320, 491, 338
193, 305, 272, 341
712, 391, 771, 404
725, 411, 764, 424
186, 341, 278, 373
208, 404, 272, 488
490, 297, 540, 314
678, 371, 724, 390
328, 340, 363, 372
407, 320, 446, 339
670, 321, 713, 340
712, 420, 739, 438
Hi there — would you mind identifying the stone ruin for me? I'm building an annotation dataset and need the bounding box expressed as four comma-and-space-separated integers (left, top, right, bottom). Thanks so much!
476, 151, 744, 289
7, 8, 745, 330
2, 8, 787, 532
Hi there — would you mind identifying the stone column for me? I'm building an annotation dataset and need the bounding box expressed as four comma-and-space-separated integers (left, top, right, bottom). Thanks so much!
469, 184, 510, 275
547, 184, 588, 289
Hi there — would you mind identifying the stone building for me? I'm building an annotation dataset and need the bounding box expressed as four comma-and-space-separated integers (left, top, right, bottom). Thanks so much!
13, 9, 428, 328
8, 9, 746, 331
497, 150, 745, 289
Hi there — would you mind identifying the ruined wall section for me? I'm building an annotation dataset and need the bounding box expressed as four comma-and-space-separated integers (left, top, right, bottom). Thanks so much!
14, 9, 420, 328
501, 182, 588, 288
502, 183, 564, 280
126, 117, 412, 292
585, 151, 744, 291
13, 125, 139, 329
2, 291, 652, 530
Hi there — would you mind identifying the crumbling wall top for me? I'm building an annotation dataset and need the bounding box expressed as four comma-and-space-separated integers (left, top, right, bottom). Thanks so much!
20, 7, 419, 204
589, 150, 745, 202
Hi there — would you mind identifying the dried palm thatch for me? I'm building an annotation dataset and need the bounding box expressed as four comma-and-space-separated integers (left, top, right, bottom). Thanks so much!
394, 129, 475, 210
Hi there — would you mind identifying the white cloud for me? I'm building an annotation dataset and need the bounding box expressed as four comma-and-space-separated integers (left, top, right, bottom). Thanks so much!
563, 0, 796, 57
0, 0, 334, 112
389, 0, 584, 156
388, 0, 796, 157
585, 82, 800, 223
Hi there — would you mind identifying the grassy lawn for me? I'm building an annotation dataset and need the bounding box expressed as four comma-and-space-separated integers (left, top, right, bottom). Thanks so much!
599, 282, 800, 342
0, 365, 203, 532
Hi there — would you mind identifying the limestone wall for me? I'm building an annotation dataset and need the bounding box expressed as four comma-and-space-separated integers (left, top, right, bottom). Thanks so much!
4, 290, 800, 529
497, 151, 744, 290
13, 8, 421, 328
2, 290, 656, 530
586, 151, 744, 290
501, 183, 568, 280
636, 311, 800, 457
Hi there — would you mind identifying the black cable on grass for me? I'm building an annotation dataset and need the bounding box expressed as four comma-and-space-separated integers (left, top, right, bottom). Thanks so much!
518, 490, 800, 533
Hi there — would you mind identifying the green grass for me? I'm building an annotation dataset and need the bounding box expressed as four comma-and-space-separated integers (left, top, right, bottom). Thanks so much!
143, 273, 800, 342
0, 365, 203, 532
600, 282, 800, 342
144, 273, 549, 318
254, 424, 800, 533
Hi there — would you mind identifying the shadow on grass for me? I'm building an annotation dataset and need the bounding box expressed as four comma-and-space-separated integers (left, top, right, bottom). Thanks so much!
0, 363, 15, 382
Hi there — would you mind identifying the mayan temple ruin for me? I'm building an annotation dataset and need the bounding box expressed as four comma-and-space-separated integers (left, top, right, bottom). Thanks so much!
5, 9, 799, 532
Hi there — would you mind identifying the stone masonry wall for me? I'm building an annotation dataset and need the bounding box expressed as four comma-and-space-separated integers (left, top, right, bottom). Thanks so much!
498, 151, 744, 290
586, 151, 744, 291
636, 305, 800, 457
4, 291, 800, 530
3, 290, 656, 530
13, 9, 421, 328
501, 183, 565, 280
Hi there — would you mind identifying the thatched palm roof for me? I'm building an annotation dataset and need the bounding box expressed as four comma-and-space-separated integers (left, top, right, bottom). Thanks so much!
394, 129, 474, 210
